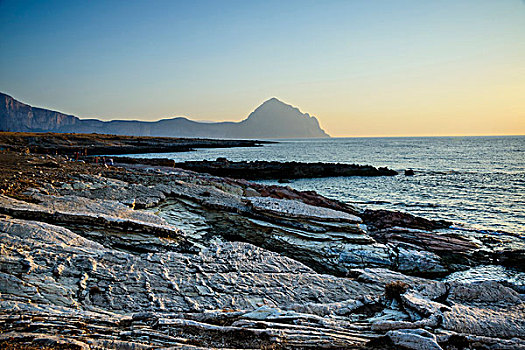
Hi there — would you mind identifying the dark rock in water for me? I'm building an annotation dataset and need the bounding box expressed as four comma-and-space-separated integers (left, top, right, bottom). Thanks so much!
405, 169, 415, 176
171, 159, 398, 179
278, 179, 291, 183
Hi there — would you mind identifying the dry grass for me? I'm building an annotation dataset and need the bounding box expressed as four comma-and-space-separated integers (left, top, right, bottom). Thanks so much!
384, 281, 410, 300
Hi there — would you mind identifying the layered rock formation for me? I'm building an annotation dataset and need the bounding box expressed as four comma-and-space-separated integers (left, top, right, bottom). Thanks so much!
1, 152, 524, 349
0, 93, 330, 138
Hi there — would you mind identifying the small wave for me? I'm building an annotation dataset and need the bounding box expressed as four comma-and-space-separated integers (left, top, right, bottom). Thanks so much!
362, 200, 391, 205
422, 170, 466, 176
395, 202, 440, 208
409, 203, 439, 208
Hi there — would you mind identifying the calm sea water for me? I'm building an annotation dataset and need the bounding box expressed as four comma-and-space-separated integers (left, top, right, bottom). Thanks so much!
128, 136, 524, 235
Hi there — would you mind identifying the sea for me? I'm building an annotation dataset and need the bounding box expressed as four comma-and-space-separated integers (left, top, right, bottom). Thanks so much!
128, 136, 524, 235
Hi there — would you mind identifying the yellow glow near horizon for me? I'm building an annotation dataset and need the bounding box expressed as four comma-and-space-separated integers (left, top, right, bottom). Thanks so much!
284, 54, 525, 137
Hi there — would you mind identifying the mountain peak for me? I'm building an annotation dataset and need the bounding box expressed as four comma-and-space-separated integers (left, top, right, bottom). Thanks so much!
258, 97, 286, 108
243, 98, 330, 138
256, 97, 299, 112
264, 97, 281, 103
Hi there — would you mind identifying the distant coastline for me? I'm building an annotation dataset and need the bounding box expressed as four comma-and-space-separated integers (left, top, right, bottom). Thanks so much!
0, 92, 329, 139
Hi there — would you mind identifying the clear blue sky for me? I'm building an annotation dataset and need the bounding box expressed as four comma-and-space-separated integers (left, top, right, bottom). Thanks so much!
1, 0, 524, 136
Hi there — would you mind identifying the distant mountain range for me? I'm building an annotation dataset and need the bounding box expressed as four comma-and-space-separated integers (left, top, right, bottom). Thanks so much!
0, 93, 330, 139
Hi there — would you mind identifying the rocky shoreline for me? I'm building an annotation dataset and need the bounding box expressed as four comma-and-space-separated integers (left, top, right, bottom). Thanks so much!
109, 157, 399, 179
0, 132, 270, 156
0, 150, 524, 349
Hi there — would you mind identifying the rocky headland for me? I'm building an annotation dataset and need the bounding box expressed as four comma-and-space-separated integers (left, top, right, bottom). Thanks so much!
0, 148, 524, 349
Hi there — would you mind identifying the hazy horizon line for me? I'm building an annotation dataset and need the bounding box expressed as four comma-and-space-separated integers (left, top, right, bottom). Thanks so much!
324, 134, 525, 138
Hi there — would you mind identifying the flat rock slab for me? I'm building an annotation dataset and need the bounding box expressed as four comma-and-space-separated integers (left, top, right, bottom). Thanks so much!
246, 197, 362, 223
0, 194, 184, 239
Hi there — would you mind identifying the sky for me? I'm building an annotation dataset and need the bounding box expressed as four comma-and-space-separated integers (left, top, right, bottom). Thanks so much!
1, 0, 524, 137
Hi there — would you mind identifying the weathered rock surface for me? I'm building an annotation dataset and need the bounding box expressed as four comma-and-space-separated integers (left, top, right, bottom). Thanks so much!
0, 217, 380, 348
1, 156, 524, 349
385, 328, 443, 350
246, 196, 362, 223
0, 193, 186, 241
